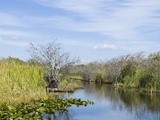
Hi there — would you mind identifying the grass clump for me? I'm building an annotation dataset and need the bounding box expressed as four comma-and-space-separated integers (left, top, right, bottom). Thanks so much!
59, 76, 83, 91
0, 57, 85, 105
0, 57, 47, 104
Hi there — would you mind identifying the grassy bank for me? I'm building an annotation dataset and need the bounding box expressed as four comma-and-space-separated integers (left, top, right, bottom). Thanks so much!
0, 57, 82, 105
0, 57, 91, 119
59, 76, 83, 91
0, 57, 47, 104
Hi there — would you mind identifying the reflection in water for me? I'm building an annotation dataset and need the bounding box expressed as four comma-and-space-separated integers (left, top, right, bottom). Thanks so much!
43, 112, 74, 120
44, 82, 160, 120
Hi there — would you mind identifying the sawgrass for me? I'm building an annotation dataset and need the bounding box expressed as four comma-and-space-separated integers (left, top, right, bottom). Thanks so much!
0, 57, 47, 105
0, 57, 83, 105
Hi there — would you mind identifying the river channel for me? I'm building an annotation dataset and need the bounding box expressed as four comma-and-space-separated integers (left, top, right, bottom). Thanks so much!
45, 82, 160, 120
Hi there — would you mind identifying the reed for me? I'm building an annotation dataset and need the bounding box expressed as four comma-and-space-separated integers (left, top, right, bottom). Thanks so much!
59, 76, 83, 91
0, 57, 47, 104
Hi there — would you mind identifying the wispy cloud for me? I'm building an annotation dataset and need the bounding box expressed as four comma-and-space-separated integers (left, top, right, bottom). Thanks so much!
34, 0, 160, 41
59, 39, 92, 47
94, 44, 117, 50
0, 0, 159, 61
0, 29, 29, 36
0, 12, 25, 27
0, 39, 27, 47
0, 29, 37, 47
0, 33, 27, 47
0, 11, 38, 47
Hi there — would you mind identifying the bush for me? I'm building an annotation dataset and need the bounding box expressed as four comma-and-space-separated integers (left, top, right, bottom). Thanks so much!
139, 72, 153, 88
95, 72, 103, 83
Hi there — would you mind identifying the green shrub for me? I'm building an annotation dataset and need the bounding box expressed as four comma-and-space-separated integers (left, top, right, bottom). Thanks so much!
139, 72, 153, 88
95, 72, 103, 83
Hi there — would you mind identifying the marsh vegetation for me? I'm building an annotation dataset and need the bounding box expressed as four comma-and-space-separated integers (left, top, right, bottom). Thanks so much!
0, 41, 159, 119
0, 98, 93, 119
70, 51, 160, 92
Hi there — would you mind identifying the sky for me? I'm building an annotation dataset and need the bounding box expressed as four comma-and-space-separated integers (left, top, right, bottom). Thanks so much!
0, 0, 160, 62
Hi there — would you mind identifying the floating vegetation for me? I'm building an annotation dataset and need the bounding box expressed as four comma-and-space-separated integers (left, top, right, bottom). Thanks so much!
0, 98, 94, 119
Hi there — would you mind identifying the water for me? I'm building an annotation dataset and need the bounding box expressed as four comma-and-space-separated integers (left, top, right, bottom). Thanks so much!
45, 83, 160, 120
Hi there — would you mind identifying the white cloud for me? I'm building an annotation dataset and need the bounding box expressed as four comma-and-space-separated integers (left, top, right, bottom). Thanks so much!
0, 12, 40, 47
34, 0, 100, 15
34, 0, 160, 41
59, 39, 92, 47
32, 0, 160, 54
0, 0, 159, 60
0, 29, 38, 47
0, 39, 27, 47
94, 44, 117, 50
0, 29, 28, 36
0, 12, 25, 26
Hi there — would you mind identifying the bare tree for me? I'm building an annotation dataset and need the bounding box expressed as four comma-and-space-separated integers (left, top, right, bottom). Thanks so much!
28, 41, 79, 89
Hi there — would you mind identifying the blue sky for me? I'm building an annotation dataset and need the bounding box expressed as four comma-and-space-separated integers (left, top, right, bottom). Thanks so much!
0, 0, 160, 62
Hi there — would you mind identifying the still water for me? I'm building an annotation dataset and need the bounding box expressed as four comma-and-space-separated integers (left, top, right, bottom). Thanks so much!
45, 83, 160, 120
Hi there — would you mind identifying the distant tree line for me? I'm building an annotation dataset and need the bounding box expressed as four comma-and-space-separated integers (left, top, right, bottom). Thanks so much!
69, 51, 160, 92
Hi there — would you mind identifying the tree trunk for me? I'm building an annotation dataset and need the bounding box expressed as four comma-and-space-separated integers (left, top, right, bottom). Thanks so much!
46, 75, 59, 92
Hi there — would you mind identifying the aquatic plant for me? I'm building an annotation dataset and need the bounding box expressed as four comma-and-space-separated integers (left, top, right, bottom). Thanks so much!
0, 98, 94, 119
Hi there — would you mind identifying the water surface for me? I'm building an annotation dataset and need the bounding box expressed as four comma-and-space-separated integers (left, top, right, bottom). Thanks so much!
46, 83, 160, 120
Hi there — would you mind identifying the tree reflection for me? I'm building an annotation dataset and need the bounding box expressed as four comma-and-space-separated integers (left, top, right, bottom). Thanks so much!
43, 111, 74, 120
82, 83, 160, 120
43, 83, 160, 120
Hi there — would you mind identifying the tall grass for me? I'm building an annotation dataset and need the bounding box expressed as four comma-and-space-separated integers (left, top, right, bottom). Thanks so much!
0, 57, 47, 104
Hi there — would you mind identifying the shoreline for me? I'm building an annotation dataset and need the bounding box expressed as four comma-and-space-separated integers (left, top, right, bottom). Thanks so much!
70, 77, 160, 94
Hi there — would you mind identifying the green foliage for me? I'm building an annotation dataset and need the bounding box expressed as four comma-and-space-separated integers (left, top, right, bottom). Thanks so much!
59, 76, 83, 91
95, 72, 103, 83
118, 61, 136, 83
123, 69, 142, 88
0, 57, 47, 104
0, 98, 94, 119
122, 67, 160, 91
71, 52, 160, 92
139, 71, 153, 88
149, 51, 160, 60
